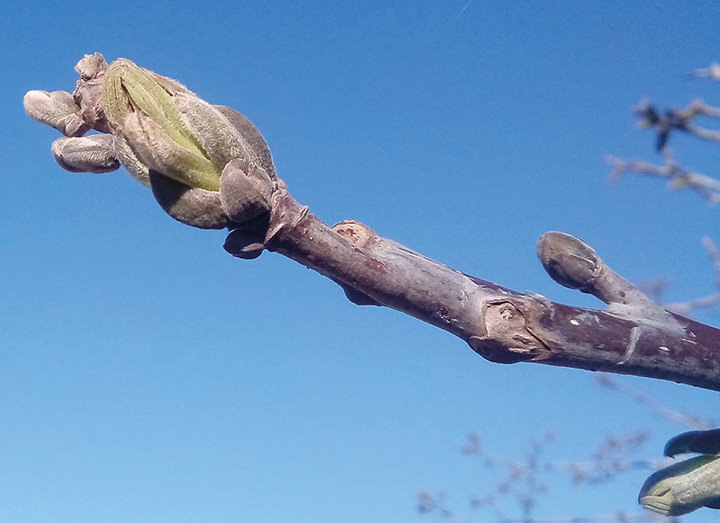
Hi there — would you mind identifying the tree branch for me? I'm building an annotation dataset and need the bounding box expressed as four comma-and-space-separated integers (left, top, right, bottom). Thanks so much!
227, 192, 720, 391
690, 63, 720, 82
605, 154, 720, 204
25, 54, 720, 394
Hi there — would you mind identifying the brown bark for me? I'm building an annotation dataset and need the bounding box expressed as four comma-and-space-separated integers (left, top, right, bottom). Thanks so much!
27, 53, 720, 393
224, 190, 720, 392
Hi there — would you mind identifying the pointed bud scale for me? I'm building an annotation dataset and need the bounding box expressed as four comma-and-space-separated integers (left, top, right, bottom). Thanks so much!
102, 59, 222, 191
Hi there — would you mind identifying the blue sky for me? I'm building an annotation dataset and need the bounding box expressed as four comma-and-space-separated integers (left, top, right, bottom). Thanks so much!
4, 2, 720, 521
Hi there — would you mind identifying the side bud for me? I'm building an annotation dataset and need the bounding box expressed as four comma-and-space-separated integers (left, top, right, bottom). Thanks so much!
51, 135, 120, 173
23, 90, 89, 137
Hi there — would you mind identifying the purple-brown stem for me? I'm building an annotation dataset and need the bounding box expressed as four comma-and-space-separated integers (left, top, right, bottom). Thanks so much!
224, 190, 720, 392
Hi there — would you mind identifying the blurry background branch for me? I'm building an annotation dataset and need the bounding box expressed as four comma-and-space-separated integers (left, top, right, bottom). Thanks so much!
605, 154, 720, 204
606, 63, 720, 205
418, 374, 715, 522
637, 237, 720, 317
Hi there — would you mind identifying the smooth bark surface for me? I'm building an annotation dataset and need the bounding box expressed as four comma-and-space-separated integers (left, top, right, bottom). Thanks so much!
224, 190, 720, 392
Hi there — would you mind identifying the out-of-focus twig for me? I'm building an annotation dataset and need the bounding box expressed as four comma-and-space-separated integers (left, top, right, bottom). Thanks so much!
687, 99, 720, 118
665, 237, 720, 315
418, 490, 464, 521
666, 292, 720, 316
421, 430, 668, 522
634, 98, 720, 151
609, 65, 720, 202
637, 238, 720, 317
552, 433, 654, 485
702, 236, 720, 285
498, 514, 667, 523
597, 374, 713, 430
689, 63, 720, 82
605, 155, 720, 205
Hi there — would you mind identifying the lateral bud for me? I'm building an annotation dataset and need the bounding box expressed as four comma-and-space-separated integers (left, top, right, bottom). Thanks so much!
537, 231, 601, 291
51, 135, 120, 173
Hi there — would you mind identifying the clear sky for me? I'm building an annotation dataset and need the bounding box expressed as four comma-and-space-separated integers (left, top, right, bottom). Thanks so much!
4, 2, 720, 521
